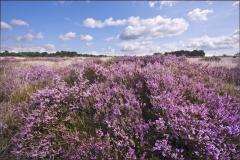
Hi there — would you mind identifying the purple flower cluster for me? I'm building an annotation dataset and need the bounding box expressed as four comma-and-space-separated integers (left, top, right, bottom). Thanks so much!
19, 65, 55, 85
210, 66, 240, 86
0, 64, 55, 103
1, 56, 240, 159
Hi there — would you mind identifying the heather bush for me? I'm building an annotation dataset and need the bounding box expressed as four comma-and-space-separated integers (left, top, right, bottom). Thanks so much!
0, 102, 22, 159
0, 64, 55, 102
0, 64, 58, 158
0, 56, 239, 159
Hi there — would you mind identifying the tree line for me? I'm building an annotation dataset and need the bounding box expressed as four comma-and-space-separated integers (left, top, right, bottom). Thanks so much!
154, 50, 206, 57
0, 51, 108, 57
1, 50, 239, 57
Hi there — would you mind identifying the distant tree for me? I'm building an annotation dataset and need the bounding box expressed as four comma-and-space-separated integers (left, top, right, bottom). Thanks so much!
41, 52, 48, 57
0, 50, 108, 57
222, 54, 227, 57
234, 52, 240, 57
153, 52, 162, 55
164, 50, 205, 57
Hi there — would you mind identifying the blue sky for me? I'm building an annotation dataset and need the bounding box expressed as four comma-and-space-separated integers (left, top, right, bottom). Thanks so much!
0, 1, 239, 56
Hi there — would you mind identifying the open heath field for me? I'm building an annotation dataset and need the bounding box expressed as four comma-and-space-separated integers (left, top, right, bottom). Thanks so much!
187, 57, 240, 69
1, 0, 239, 159
0, 55, 240, 159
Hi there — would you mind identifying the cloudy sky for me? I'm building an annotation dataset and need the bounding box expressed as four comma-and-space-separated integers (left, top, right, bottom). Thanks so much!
0, 1, 239, 56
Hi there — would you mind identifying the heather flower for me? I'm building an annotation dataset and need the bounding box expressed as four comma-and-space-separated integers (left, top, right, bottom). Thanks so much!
0, 55, 238, 159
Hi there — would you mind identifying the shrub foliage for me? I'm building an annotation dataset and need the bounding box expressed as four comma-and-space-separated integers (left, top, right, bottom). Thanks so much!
0, 55, 239, 159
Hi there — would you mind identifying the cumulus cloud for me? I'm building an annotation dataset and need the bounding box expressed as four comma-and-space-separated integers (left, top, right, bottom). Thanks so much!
206, 1, 213, 5
80, 34, 93, 42
104, 17, 127, 26
148, 1, 177, 8
118, 30, 239, 55
0, 21, 12, 29
101, 46, 116, 55
160, 1, 177, 7
17, 33, 34, 41
44, 44, 56, 51
119, 40, 181, 55
119, 15, 189, 40
187, 8, 213, 21
120, 41, 150, 52
83, 16, 188, 40
83, 18, 103, 28
1, 44, 56, 53
120, 41, 162, 55
11, 19, 29, 26
148, 1, 157, 8
232, 1, 239, 7
59, 32, 76, 41
16, 32, 44, 41
185, 30, 239, 50
83, 17, 127, 28
36, 32, 44, 39
104, 36, 114, 42
88, 47, 116, 56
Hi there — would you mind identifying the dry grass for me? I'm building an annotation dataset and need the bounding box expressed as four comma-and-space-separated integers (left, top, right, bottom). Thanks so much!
187, 57, 240, 69
1, 56, 238, 69
0, 57, 112, 69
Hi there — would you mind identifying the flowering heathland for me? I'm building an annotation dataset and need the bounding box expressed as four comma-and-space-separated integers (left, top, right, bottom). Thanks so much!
0, 56, 239, 159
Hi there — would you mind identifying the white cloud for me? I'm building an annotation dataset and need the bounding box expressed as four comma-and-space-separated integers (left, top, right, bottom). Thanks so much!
59, 32, 76, 41
83, 17, 126, 28
206, 1, 213, 5
187, 8, 213, 21
0, 21, 12, 29
88, 46, 117, 56
83, 16, 188, 40
80, 34, 93, 42
148, 1, 177, 8
104, 36, 114, 42
104, 17, 126, 26
160, 1, 177, 7
120, 41, 149, 52
126, 16, 140, 26
232, 1, 239, 7
120, 15, 189, 40
119, 40, 180, 55
120, 41, 162, 55
101, 46, 116, 55
148, 1, 157, 8
44, 44, 56, 51
17, 33, 34, 41
36, 32, 44, 39
1, 44, 56, 53
160, 43, 181, 52
83, 18, 104, 28
11, 19, 29, 26
185, 30, 239, 50
118, 29, 239, 56
16, 32, 44, 41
